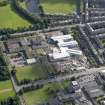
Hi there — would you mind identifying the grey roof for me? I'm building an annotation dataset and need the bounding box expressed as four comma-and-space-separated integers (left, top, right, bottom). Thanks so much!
84, 81, 104, 98
46, 98, 63, 105
20, 39, 30, 46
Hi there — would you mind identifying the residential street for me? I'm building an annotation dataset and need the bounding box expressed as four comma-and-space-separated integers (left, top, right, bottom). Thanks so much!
11, 66, 105, 93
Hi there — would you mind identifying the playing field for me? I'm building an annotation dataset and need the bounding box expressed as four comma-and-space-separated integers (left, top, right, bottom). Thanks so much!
0, 80, 15, 101
0, 4, 30, 29
40, 0, 77, 14
16, 64, 55, 81
23, 81, 70, 105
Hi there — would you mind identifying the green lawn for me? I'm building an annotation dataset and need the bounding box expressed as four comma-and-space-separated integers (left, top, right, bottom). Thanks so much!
0, 80, 15, 101
101, 39, 105, 45
0, 4, 30, 29
16, 64, 55, 81
40, 0, 77, 14
0, 80, 12, 90
0, 0, 7, 3
23, 81, 70, 105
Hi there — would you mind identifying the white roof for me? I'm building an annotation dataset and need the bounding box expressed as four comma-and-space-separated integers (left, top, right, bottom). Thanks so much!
60, 47, 68, 52
60, 47, 82, 55
51, 34, 73, 41
52, 47, 60, 53
53, 52, 69, 59
58, 40, 78, 47
101, 70, 105, 73
49, 34, 83, 60
27, 58, 36, 64
49, 52, 69, 60
49, 47, 82, 60
51, 34, 78, 48
67, 49, 82, 55
77, 67, 85, 70
72, 81, 78, 86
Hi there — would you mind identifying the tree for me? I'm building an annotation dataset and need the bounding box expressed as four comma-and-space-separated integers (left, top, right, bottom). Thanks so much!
0, 96, 20, 105
0, 56, 10, 81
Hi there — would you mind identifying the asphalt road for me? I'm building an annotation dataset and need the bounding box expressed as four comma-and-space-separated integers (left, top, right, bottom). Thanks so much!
10, 23, 83, 37
11, 66, 105, 93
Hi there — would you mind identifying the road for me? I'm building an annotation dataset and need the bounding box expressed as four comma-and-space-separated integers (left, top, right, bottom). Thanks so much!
11, 66, 105, 93
10, 23, 84, 38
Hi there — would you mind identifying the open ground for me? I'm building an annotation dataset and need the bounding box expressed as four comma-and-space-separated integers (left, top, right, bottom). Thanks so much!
0, 80, 15, 100
23, 80, 70, 105
40, 0, 77, 14
0, 4, 30, 29
16, 64, 55, 81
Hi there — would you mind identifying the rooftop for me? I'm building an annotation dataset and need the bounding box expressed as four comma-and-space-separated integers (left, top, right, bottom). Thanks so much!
84, 81, 104, 98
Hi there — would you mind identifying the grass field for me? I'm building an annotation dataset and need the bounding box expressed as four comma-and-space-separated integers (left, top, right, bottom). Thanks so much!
16, 64, 55, 81
0, 80, 15, 101
0, 4, 30, 29
23, 81, 70, 105
40, 0, 77, 14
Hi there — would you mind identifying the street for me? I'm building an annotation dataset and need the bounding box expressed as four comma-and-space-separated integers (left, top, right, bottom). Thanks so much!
11, 66, 105, 93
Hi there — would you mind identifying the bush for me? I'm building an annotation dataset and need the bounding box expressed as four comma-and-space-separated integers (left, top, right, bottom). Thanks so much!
19, 79, 32, 85
0, 0, 8, 7
0, 56, 10, 81
0, 96, 20, 105
18, 84, 43, 95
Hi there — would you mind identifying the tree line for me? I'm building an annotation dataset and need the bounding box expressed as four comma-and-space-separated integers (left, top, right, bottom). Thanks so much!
0, 96, 20, 105
0, 56, 10, 81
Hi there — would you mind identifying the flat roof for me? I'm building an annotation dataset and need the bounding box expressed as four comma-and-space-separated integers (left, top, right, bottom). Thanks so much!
60, 47, 82, 55
27, 58, 36, 64
84, 81, 104, 98
58, 41, 78, 47
51, 34, 73, 40
72, 81, 78, 86
49, 52, 70, 60
67, 49, 82, 55
101, 70, 105, 73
